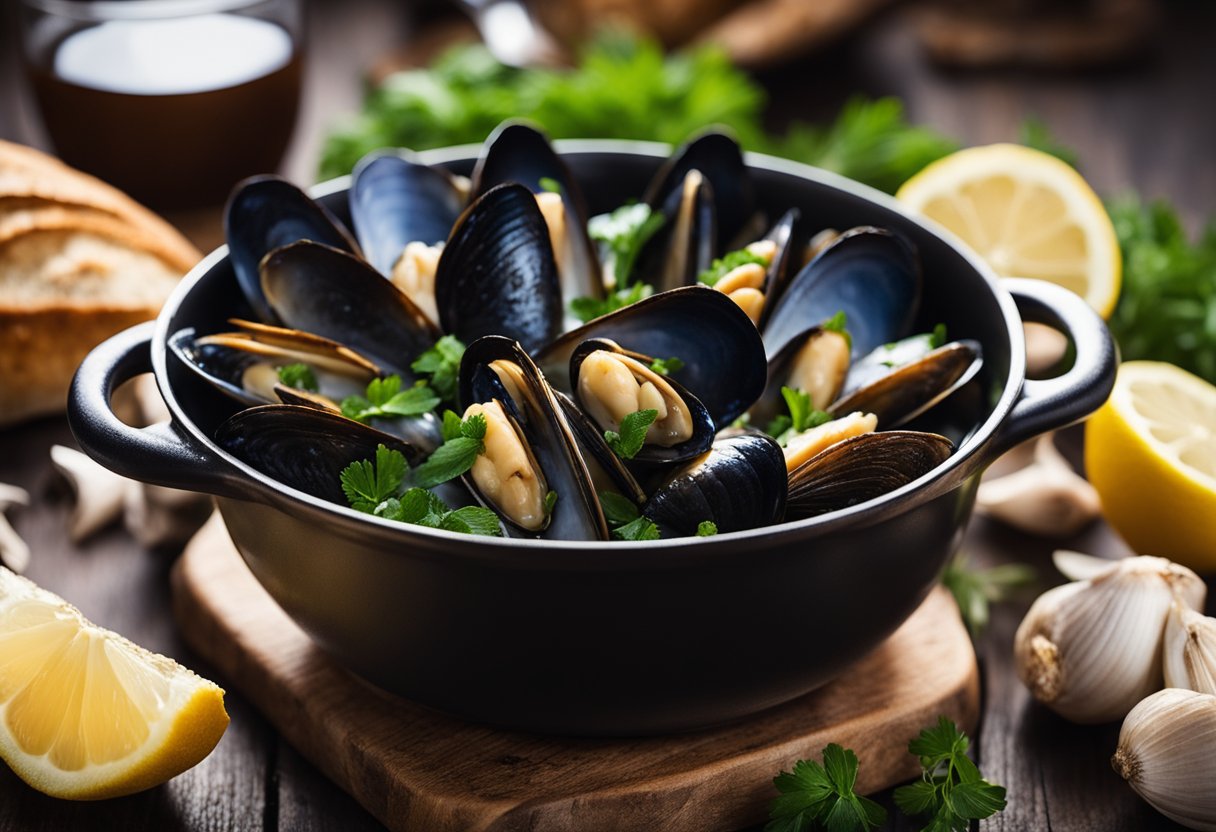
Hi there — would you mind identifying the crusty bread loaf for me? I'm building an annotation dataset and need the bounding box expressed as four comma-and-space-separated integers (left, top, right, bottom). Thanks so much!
0, 142, 201, 427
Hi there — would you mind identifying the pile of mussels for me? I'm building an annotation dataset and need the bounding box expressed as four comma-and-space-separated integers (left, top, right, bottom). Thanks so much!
172, 123, 982, 541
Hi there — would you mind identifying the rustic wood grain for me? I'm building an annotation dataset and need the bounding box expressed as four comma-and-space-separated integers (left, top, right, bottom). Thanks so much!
171, 513, 978, 832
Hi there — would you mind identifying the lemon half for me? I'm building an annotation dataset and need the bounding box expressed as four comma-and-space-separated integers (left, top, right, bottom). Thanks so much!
0, 568, 228, 800
897, 143, 1121, 318
1085, 361, 1216, 569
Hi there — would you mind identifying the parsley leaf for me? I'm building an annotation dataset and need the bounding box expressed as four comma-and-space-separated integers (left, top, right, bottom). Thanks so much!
339, 444, 407, 513
821, 311, 851, 347
570, 281, 654, 323
341, 375, 440, 422
648, 356, 685, 376
410, 413, 488, 488
928, 323, 948, 350
941, 550, 1036, 637
375, 487, 501, 536
411, 335, 466, 406
441, 409, 464, 441
893, 717, 1007, 831
543, 490, 558, 516
599, 490, 641, 527
604, 408, 658, 459
588, 202, 666, 285
766, 744, 887, 832
698, 248, 768, 287
277, 362, 318, 392
538, 176, 562, 194
765, 414, 792, 439
697, 521, 718, 536
614, 516, 661, 541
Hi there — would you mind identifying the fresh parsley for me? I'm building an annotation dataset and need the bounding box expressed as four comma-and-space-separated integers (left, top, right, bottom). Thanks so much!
598, 490, 661, 540
538, 176, 562, 194
411, 412, 488, 488
941, 550, 1036, 637
338, 443, 500, 535
697, 521, 718, 536
543, 489, 558, 516
648, 356, 685, 376
277, 362, 318, 392
340, 375, 440, 423
411, 335, 466, 406
765, 387, 832, 441
928, 323, 948, 350
821, 311, 850, 346
339, 444, 408, 513
766, 743, 887, 832
698, 248, 768, 287
569, 280, 654, 324
588, 202, 666, 285
614, 515, 661, 541
604, 408, 658, 459
893, 717, 1007, 832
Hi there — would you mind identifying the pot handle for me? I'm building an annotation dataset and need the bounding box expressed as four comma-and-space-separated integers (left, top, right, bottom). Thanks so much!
988, 277, 1119, 456
68, 321, 254, 500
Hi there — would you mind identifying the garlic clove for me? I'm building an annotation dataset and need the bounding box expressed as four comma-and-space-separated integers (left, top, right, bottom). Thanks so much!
976, 434, 1101, 537
1054, 549, 1123, 582
1114, 688, 1216, 831
1014, 555, 1207, 723
0, 484, 30, 573
1164, 602, 1216, 696
50, 445, 129, 544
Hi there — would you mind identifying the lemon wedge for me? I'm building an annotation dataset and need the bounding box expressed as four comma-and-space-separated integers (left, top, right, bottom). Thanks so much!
897, 143, 1121, 318
0, 567, 228, 800
1085, 361, 1216, 570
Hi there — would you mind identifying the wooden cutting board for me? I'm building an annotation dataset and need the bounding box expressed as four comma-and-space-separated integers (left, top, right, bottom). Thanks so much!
171, 513, 979, 832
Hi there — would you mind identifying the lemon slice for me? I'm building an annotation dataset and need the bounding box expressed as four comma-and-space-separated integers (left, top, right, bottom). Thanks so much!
897, 144, 1121, 318
1085, 361, 1216, 570
0, 568, 228, 800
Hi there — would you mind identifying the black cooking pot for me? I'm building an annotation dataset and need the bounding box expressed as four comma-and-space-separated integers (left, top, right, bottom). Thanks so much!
68, 141, 1117, 735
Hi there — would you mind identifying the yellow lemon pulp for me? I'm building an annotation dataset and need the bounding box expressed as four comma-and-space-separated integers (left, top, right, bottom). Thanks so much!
0, 568, 228, 800
1085, 361, 1216, 570
897, 143, 1121, 318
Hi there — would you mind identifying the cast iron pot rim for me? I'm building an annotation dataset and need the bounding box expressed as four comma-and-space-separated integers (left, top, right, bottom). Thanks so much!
153, 138, 1025, 558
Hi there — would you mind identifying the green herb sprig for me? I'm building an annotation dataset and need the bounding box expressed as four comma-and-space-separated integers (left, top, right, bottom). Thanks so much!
588, 202, 666, 286
604, 408, 658, 459
893, 717, 1007, 831
570, 280, 654, 324
277, 363, 318, 392
340, 375, 440, 423
941, 551, 1036, 637
765, 387, 832, 442
598, 490, 661, 540
411, 412, 488, 488
411, 335, 466, 406
648, 356, 685, 376
699, 248, 768, 287
766, 744, 887, 832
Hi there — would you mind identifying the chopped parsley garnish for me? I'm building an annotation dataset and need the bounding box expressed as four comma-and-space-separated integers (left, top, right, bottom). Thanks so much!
340, 375, 440, 423
698, 248, 768, 287
538, 176, 562, 194
339, 442, 499, 535
648, 356, 685, 376
410, 412, 488, 488
277, 363, 318, 392
604, 408, 658, 460
766, 743, 887, 832
598, 490, 661, 540
928, 323, 948, 350
614, 516, 661, 541
821, 310, 852, 348
589, 202, 666, 285
543, 490, 558, 516
570, 280, 653, 324
411, 335, 466, 406
765, 387, 832, 442
697, 521, 718, 536
893, 717, 1007, 831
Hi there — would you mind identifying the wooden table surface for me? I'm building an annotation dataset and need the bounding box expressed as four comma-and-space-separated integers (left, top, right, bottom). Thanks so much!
2, 1, 1215, 829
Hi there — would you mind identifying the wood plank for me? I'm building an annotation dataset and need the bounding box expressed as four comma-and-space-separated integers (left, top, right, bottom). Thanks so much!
172, 513, 979, 832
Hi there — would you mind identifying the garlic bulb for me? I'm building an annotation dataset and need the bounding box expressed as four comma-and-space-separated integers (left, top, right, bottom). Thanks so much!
1014, 556, 1206, 723
1164, 603, 1216, 695
1114, 688, 1216, 831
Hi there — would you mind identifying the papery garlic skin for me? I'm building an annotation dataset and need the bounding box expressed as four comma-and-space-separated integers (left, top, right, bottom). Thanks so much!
1014, 556, 1207, 723
1164, 603, 1216, 695
1114, 688, 1216, 831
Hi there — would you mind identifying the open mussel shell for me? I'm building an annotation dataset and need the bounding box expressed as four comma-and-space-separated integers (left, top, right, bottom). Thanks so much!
555, 391, 647, 505
261, 240, 440, 378
839, 330, 944, 398
215, 404, 451, 506
569, 338, 715, 468
349, 153, 466, 276
643, 131, 755, 251
435, 184, 564, 355
536, 285, 767, 430
459, 336, 609, 541
754, 208, 810, 326
470, 122, 603, 305
168, 321, 379, 408
762, 227, 921, 361
634, 168, 716, 293
786, 431, 954, 520
644, 434, 787, 538
829, 340, 983, 429
749, 323, 851, 428
225, 176, 359, 323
